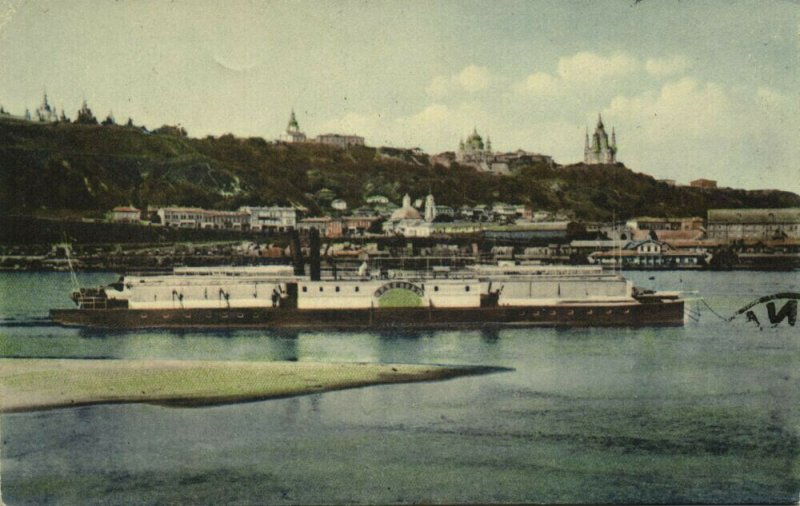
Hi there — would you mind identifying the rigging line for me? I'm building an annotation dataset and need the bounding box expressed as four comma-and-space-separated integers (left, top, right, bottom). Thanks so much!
699, 298, 729, 322
60, 234, 80, 293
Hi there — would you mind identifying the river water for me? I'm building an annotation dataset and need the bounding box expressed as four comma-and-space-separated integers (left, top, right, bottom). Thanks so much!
1, 271, 799, 504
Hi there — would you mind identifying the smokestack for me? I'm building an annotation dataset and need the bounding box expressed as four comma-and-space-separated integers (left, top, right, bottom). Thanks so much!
290, 230, 304, 276
309, 228, 321, 281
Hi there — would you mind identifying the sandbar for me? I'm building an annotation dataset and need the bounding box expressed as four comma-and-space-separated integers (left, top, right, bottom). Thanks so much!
0, 358, 507, 413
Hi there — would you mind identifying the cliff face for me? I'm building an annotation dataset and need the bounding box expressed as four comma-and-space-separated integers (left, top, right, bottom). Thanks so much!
1, 118, 798, 221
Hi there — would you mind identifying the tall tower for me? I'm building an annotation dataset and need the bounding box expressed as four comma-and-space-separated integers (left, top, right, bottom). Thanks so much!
424, 193, 436, 222
584, 113, 617, 164
287, 109, 300, 133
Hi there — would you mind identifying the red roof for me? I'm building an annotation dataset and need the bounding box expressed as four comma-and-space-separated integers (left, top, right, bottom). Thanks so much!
112, 206, 140, 213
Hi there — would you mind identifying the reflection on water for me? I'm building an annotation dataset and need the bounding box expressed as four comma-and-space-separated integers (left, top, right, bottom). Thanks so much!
1, 271, 800, 504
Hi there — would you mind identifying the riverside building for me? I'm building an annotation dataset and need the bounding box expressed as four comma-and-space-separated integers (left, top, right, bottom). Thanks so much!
707, 208, 800, 241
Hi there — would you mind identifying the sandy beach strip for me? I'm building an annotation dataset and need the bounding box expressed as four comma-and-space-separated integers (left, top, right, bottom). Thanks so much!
0, 358, 507, 413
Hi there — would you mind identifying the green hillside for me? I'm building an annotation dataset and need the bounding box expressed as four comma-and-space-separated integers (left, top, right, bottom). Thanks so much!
1, 118, 798, 221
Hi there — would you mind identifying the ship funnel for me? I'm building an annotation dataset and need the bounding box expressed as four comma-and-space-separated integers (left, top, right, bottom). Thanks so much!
309, 228, 321, 281
290, 230, 304, 276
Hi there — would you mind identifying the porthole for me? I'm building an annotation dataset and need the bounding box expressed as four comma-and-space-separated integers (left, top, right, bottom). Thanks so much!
355, 286, 360, 292
465, 286, 470, 292
302, 286, 308, 293
434, 286, 439, 292
319, 287, 324, 292
335, 286, 340, 292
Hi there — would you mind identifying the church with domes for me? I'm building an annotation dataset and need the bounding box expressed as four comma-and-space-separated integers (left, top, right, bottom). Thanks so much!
456, 127, 493, 166
383, 193, 440, 235
584, 114, 617, 164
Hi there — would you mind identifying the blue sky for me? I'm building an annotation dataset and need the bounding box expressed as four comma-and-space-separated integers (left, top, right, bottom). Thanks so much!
1, 0, 798, 191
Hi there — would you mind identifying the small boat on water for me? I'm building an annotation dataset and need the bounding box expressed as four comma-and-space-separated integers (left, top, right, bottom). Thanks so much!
50, 264, 684, 329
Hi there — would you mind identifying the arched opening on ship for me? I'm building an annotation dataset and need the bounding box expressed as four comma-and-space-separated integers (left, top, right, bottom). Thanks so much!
376, 288, 423, 308
373, 282, 424, 308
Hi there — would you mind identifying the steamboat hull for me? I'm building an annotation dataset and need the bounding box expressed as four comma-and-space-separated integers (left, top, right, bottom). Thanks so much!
50, 300, 684, 330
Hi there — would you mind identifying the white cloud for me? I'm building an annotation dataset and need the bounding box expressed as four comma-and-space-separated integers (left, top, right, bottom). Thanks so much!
513, 51, 638, 97
512, 72, 560, 97
455, 65, 491, 93
645, 55, 690, 77
607, 77, 731, 136
601, 78, 800, 190
556, 51, 638, 85
426, 65, 493, 97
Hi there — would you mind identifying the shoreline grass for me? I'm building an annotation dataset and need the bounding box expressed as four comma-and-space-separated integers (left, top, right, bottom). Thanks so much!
0, 358, 509, 413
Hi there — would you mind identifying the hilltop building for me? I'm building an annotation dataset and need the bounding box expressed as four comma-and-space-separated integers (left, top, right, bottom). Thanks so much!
316, 133, 365, 148
584, 114, 617, 164
456, 127, 493, 166
690, 178, 717, 189
279, 110, 307, 143
453, 128, 552, 175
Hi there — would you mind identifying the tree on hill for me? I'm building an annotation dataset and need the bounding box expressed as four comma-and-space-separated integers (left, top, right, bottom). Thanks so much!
153, 124, 188, 137
101, 111, 116, 126
75, 100, 98, 125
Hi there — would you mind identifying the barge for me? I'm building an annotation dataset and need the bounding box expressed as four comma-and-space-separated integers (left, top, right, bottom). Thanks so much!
50, 264, 684, 329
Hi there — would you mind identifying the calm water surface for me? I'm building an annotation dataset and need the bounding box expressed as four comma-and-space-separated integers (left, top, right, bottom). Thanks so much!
1, 271, 799, 504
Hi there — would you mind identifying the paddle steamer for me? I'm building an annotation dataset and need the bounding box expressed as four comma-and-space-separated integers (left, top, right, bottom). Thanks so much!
50, 264, 684, 329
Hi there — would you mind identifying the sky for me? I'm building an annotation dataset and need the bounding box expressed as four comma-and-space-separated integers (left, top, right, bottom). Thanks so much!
0, 0, 798, 191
